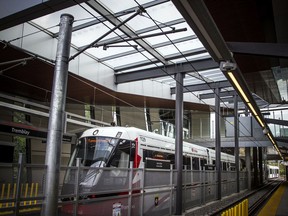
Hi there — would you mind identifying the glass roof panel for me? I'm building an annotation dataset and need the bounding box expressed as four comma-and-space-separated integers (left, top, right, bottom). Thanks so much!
104, 51, 153, 68
155, 39, 203, 57
71, 21, 124, 47
98, 0, 152, 14
7, 0, 230, 99
32, 4, 99, 33
120, 1, 182, 32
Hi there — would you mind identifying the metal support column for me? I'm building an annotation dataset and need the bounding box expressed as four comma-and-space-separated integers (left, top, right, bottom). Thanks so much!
145, 108, 152, 132
116, 106, 121, 126
258, 147, 263, 185
215, 87, 221, 200
245, 147, 251, 190
253, 147, 258, 187
234, 93, 240, 193
41, 14, 73, 216
175, 72, 184, 215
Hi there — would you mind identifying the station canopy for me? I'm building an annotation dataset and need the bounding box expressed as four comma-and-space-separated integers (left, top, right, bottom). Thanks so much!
1, 0, 288, 159
1, 0, 232, 107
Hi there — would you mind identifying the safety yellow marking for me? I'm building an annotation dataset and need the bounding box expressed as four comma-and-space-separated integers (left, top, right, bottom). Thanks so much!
258, 183, 286, 216
221, 199, 248, 216
0, 184, 4, 208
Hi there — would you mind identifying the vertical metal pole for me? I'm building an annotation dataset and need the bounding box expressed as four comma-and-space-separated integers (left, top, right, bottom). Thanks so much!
203, 169, 206, 204
184, 165, 187, 211
128, 161, 133, 216
169, 164, 173, 215
41, 14, 74, 216
74, 158, 81, 216
145, 108, 152, 132
253, 147, 258, 187
245, 147, 251, 190
234, 93, 240, 193
258, 147, 263, 185
175, 72, 184, 215
116, 106, 121, 126
15, 153, 23, 216
141, 163, 145, 216
215, 87, 221, 200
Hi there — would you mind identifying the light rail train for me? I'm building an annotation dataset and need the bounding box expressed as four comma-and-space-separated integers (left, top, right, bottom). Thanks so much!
61, 126, 236, 215
267, 165, 279, 179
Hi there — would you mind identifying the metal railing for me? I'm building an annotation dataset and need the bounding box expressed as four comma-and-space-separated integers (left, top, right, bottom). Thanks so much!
0, 156, 248, 216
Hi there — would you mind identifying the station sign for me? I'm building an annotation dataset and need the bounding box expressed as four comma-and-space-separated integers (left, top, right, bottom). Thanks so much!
0, 120, 74, 143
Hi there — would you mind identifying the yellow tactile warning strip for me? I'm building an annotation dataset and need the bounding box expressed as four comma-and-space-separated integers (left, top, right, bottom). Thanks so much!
257, 182, 286, 216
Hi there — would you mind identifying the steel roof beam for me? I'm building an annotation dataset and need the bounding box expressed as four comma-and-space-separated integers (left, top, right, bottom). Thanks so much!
227, 42, 288, 58
171, 80, 231, 94
0, 0, 88, 31
199, 90, 235, 99
114, 48, 208, 72
265, 118, 288, 126
115, 58, 218, 84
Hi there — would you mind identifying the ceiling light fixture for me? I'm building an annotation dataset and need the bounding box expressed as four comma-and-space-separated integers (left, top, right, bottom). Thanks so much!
221, 61, 283, 160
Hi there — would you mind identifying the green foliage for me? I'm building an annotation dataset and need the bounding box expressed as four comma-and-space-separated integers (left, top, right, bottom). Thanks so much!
13, 136, 26, 163
13, 111, 26, 163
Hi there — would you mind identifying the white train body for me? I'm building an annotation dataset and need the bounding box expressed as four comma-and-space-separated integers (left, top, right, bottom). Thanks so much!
61, 126, 236, 216
79, 126, 235, 170
267, 165, 279, 179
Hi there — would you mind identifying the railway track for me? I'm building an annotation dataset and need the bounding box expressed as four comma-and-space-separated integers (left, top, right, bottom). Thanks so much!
187, 179, 283, 216
248, 180, 282, 215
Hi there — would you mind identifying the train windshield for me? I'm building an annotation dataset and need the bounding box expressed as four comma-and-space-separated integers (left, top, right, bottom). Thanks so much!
70, 136, 119, 167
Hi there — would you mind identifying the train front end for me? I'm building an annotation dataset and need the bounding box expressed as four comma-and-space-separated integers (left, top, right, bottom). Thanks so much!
60, 128, 136, 216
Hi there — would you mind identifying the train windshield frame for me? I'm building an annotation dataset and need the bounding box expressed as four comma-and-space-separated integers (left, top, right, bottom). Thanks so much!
69, 136, 119, 167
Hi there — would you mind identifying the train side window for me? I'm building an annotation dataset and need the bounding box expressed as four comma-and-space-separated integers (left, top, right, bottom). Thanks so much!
200, 159, 207, 168
223, 162, 227, 171
167, 154, 175, 164
230, 163, 236, 171
143, 149, 165, 161
192, 157, 199, 170
184, 157, 191, 170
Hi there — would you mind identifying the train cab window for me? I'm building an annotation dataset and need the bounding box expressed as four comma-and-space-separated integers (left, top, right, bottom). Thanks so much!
109, 140, 130, 168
